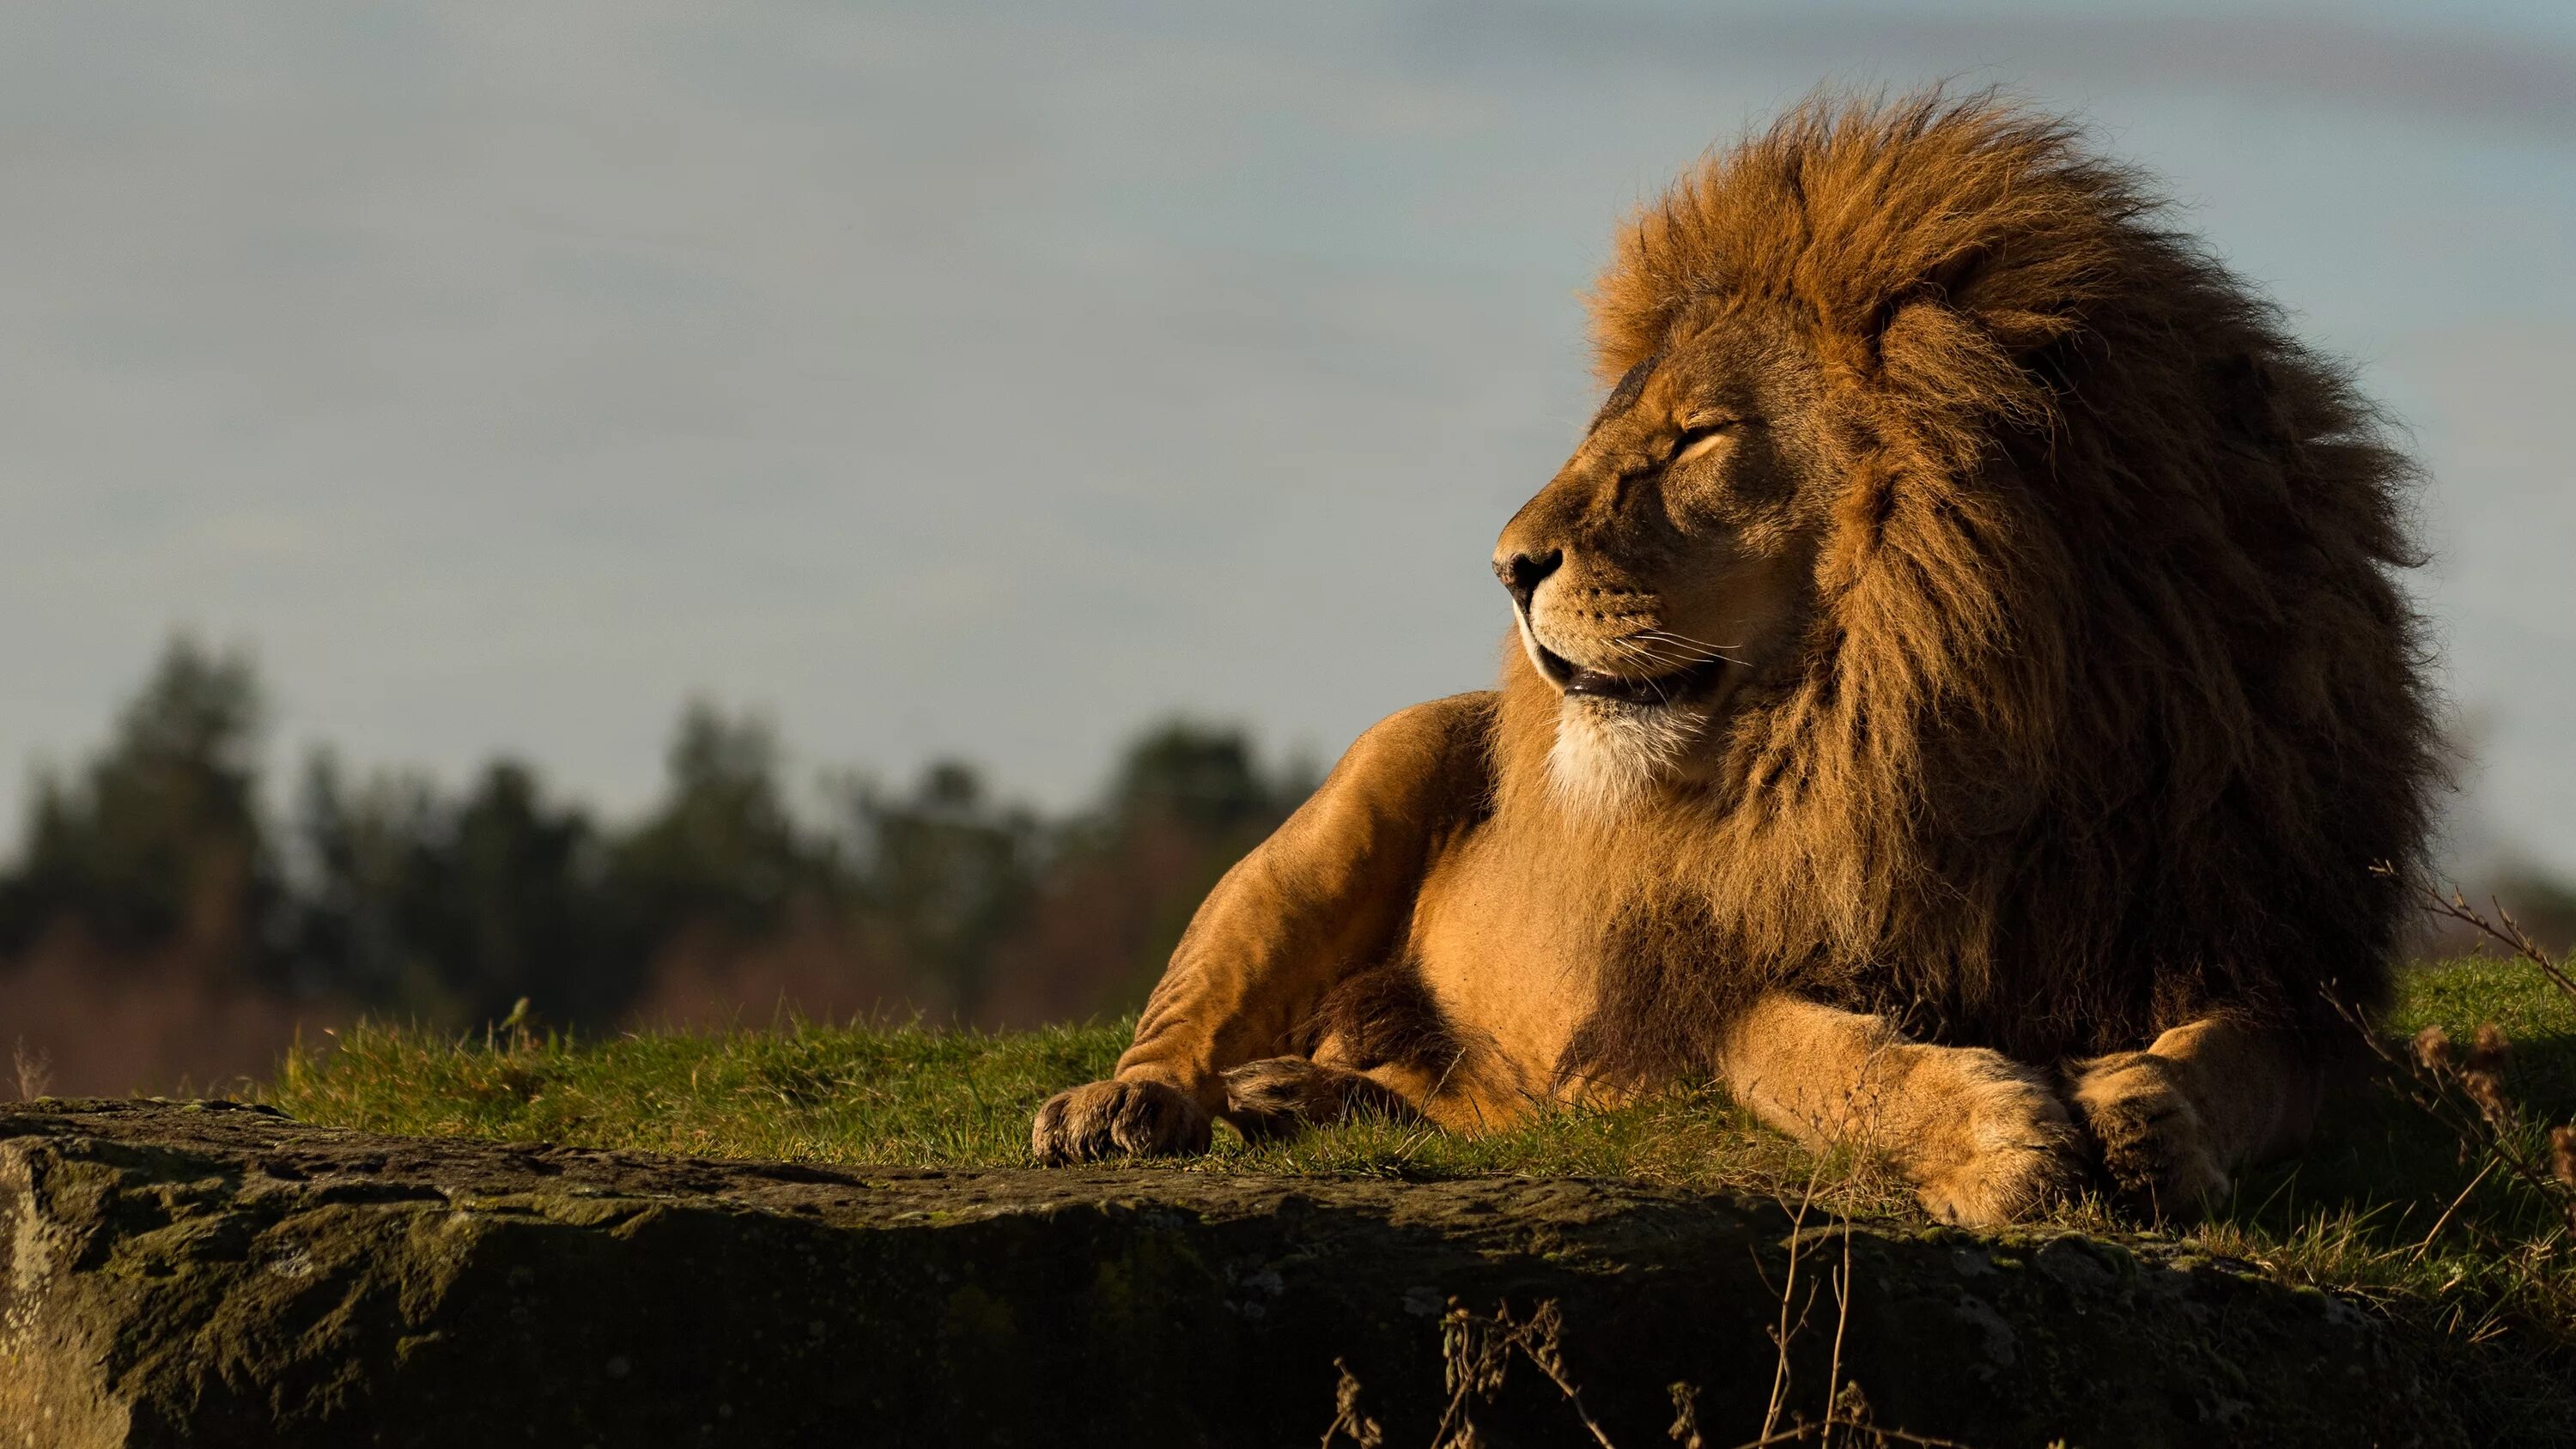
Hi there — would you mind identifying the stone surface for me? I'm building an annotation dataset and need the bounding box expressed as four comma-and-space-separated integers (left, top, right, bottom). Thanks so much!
0, 1100, 2551, 1446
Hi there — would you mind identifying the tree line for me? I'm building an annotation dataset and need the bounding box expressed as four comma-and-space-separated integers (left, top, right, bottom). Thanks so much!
0, 639, 1314, 1036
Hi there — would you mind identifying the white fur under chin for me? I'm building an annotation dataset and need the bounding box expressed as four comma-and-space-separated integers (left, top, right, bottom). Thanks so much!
1546, 697, 1701, 820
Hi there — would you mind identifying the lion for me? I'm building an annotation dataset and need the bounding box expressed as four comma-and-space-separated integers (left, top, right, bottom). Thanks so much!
1030, 90, 2438, 1226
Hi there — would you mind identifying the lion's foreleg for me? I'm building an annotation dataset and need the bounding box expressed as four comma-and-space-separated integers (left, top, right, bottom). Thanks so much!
1716, 994, 2081, 1227
2068, 1017, 2324, 1215
1030, 696, 1492, 1165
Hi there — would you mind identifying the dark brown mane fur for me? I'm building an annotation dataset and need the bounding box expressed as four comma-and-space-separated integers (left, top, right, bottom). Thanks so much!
1528, 90, 2439, 1085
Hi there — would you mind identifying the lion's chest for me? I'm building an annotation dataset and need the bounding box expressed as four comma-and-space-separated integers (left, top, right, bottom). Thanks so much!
1402, 828, 1610, 1100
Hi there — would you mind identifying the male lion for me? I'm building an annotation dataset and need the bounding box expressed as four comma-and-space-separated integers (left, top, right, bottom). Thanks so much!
1031, 92, 2437, 1225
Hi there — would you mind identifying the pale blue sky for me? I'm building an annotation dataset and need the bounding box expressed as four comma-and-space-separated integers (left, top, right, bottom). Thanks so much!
3, 1, 2572, 871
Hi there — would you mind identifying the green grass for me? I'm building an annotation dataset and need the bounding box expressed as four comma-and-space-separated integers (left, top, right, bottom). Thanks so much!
266, 1011, 1911, 1210
2190, 957, 2576, 1379
265, 955, 2576, 1367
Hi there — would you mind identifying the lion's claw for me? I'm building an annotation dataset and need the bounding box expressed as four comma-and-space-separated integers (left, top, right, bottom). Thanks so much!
1030, 1077, 1212, 1165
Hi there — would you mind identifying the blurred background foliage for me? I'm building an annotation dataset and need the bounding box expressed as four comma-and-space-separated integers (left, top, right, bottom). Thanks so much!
0, 637, 1313, 1094
8, 635, 2568, 1099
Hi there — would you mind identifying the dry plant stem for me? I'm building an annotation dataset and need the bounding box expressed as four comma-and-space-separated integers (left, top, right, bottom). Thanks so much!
1320, 1356, 1384, 1449
2420, 882, 2576, 1006
1425, 1300, 1623, 1449
1727, 1212, 1977, 1449
1758, 1168, 1826, 1440
1668, 1384, 1706, 1449
1726, 1426, 1983, 1449
2348, 876, 2576, 1232
1739, 1048, 1941, 1449
1821, 1222, 1854, 1449
2354, 1000, 2576, 1234
1419, 1292, 1978, 1449
1516, 1309, 1621, 1449
2408, 1157, 2500, 1264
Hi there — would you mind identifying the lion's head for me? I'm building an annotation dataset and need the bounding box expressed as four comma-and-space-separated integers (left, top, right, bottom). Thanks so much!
1496, 91, 2440, 1071
1494, 291, 1835, 817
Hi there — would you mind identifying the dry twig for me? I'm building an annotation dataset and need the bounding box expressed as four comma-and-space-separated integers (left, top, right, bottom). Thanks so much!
2415, 881, 2576, 1006
1428, 1300, 1617, 1449
2349, 876, 2576, 1237
1668, 1383, 1705, 1448
1321, 1357, 1385, 1449
1756, 1168, 1826, 1440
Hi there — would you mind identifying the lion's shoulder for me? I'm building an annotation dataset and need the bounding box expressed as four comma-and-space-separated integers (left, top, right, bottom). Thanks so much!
1311, 693, 1498, 835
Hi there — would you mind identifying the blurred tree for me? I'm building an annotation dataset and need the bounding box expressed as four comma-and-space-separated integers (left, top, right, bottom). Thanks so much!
610, 702, 818, 944
434, 762, 608, 1025
973, 721, 1309, 1028
290, 754, 608, 1027
0, 637, 279, 966
1103, 723, 1284, 833
3, 639, 1330, 1042
848, 761, 1038, 1019
289, 750, 444, 1007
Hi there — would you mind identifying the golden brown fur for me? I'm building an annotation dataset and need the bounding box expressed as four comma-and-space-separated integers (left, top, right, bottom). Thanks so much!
1031, 91, 2437, 1225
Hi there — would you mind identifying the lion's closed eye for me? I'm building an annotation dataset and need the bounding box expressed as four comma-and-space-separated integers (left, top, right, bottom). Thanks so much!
1672, 420, 1746, 465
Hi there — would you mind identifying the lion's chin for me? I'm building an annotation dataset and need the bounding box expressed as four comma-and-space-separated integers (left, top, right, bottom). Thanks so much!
1546, 695, 1706, 821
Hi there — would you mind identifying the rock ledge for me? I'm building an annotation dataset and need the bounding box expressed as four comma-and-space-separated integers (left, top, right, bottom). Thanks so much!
0, 1100, 2542, 1446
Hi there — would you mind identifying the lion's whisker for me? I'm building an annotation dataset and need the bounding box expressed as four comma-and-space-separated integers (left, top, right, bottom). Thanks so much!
1603, 638, 1681, 706
1637, 627, 1747, 659
1633, 628, 1753, 670
1613, 637, 1691, 670
1606, 637, 1680, 682
1610, 634, 1707, 670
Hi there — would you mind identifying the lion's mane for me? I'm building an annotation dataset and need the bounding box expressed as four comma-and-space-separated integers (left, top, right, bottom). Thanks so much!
1513, 91, 2439, 1082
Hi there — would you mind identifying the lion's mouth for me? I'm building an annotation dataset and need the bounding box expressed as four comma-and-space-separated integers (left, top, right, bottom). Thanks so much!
1528, 636, 1728, 707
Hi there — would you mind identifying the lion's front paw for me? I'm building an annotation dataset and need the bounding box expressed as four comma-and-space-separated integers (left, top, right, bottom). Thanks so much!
1905, 1049, 2083, 1228
1221, 1057, 1419, 1141
1030, 1077, 1212, 1165
2069, 1052, 2229, 1216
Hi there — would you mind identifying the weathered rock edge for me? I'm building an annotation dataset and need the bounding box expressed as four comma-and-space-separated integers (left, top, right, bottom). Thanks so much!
0, 1100, 2549, 1449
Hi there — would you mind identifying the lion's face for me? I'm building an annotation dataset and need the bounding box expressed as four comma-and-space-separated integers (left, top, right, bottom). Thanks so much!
1494, 302, 1835, 815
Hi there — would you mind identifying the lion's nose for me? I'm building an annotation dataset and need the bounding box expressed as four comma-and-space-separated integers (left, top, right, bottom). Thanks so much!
1494, 549, 1563, 611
